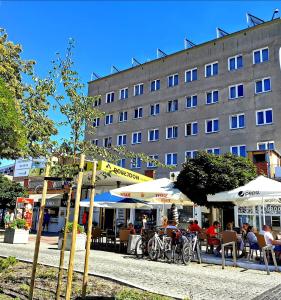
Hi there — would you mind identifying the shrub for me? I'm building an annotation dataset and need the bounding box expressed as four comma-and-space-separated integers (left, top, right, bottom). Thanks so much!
65, 222, 84, 234
10, 218, 27, 229
116, 288, 172, 300
0, 256, 17, 272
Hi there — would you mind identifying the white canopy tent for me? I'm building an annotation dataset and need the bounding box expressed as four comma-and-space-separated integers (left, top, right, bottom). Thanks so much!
208, 176, 281, 228
111, 178, 193, 206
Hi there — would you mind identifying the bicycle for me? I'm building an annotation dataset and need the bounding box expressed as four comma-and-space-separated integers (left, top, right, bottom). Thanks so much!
135, 229, 154, 259
147, 228, 172, 261
181, 231, 202, 265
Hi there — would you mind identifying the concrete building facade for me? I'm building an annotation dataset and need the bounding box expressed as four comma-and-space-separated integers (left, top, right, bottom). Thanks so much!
86, 19, 281, 178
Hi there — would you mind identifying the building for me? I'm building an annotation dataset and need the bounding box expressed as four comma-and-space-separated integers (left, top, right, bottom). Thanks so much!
0, 163, 15, 177
86, 19, 281, 181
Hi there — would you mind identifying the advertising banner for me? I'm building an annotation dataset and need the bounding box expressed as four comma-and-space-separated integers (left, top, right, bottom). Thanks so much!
16, 197, 34, 229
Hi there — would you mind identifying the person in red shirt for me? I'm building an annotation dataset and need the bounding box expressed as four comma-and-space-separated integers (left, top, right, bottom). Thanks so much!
206, 221, 221, 255
189, 220, 202, 233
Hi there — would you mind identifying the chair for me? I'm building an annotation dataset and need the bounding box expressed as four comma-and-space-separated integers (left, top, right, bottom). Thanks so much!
206, 233, 220, 254
256, 234, 278, 275
92, 227, 102, 246
198, 232, 208, 253
106, 229, 116, 249
119, 229, 131, 252
221, 231, 237, 269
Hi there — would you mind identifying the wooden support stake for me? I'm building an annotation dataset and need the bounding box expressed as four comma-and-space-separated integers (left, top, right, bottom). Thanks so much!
29, 161, 51, 300
82, 161, 97, 298
65, 154, 85, 300
56, 185, 73, 300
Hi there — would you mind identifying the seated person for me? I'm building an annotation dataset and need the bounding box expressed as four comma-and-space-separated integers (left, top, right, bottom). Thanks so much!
241, 223, 250, 241
225, 222, 245, 257
247, 226, 259, 250
166, 220, 177, 230
262, 225, 281, 262
206, 221, 221, 255
127, 223, 136, 235
188, 220, 202, 233
162, 216, 168, 228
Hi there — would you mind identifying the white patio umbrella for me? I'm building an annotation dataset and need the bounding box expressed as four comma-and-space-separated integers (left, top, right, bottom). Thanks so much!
111, 178, 193, 206
208, 175, 281, 226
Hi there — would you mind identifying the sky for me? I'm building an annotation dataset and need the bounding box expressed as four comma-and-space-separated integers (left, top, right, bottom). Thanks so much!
0, 0, 280, 166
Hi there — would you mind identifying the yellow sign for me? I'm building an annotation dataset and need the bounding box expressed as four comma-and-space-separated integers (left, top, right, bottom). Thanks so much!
85, 160, 153, 183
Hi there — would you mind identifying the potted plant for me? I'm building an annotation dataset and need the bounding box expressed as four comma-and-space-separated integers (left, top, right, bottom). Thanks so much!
4, 219, 29, 244
58, 222, 86, 251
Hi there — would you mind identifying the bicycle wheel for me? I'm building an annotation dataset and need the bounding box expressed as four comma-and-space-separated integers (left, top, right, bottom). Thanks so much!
135, 237, 145, 258
147, 238, 160, 261
164, 238, 173, 262
182, 242, 192, 265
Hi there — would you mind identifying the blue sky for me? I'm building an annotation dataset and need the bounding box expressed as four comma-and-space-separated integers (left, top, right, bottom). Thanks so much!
0, 0, 280, 166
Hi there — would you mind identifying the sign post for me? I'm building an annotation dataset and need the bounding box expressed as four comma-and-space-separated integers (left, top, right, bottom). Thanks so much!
82, 161, 97, 298
65, 154, 85, 300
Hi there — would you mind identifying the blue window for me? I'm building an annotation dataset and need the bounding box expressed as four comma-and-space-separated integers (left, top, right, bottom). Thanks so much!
150, 104, 160, 116
167, 100, 178, 112
165, 153, 177, 166
134, 107, 143, 119
168, 74, 178, 87
258, 141, 275, 150
131, 157, 141, 169
186, 95, 197, 108
185, 122, 198, 136
185, 68, 197, 82
119, 88, 128, 100
166, 126, 178, 139
207, 148, 220, 155
147, 154, 159, 168
132, 132, 142, 144
255, 78, 271, 94
229, 84, 244, 99
105, 114, 113, 125
229, 55, 243, 70
206, 119, 219, 133
206, 91, 219, 104
148, 129, 159, 142
185, 150, 198, 159
93, 118, 100, 127
119, 111, 128, 122
151, 80, 160, 91
134, 84, 144, 96
253, 48, 269, 64
92, 139, 98, 146
256, 109, 273, 125
106, 92, 114, 103
117, 158, 126, 168
231, 145, 246, 157
103, 137, 112, 148
205, 62, 218, 77
230, 114, 245, 129
117, 134, 127, 146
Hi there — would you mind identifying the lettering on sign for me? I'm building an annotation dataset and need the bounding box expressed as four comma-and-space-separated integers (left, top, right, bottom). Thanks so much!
238, 191, 260, 197
155, 193, 168, 198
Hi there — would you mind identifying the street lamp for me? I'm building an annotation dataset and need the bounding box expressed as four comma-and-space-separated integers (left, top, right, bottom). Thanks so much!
271, 8, 279, 20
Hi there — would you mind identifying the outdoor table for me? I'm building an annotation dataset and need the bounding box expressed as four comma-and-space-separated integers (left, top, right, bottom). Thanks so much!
127, 234, 141, 254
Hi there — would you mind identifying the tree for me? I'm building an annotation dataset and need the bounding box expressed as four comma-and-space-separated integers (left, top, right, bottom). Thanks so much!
0, 79, 27, 158
0, 28, 57, 159
175, 152, 257, 208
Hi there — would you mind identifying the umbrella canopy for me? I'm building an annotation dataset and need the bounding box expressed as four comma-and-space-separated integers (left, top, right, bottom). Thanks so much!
80, 192, 152, 209
208, 176, 281, 206
111, 178, 193, 206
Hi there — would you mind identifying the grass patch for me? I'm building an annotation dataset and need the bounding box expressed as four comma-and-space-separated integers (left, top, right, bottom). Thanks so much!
0, 257, 17, 272
116, 288, 172, 300
19, 283, 29, 294
37, 268, 57, 280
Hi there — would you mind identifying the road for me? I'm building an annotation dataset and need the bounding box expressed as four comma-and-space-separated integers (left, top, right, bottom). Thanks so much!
0, 236, 281, 300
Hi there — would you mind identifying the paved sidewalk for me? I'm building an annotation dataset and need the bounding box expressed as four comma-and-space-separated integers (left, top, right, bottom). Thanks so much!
0, 236, 281, 300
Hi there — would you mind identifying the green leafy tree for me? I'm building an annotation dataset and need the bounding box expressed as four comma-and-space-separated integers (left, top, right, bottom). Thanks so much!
0, 28, 57, 159
175, 152, 257, 208
0, 79, 27, 158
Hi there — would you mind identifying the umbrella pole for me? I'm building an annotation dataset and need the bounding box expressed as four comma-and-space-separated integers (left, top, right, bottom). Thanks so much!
262, 197, 266, 226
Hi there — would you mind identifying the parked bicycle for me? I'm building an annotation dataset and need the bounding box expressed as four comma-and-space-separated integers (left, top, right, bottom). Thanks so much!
147, 228, 172, 261
135, 229, 154, 258
181, 230, 202, 264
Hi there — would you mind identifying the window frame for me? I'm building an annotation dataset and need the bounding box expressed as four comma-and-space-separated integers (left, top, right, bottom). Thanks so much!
166, 125, 178, 140
229, 83, 244, 99
167, 99, 178, 112
118, 111, 128, 123
131, 131, 142, 144
150, 103, 160, 116
119, 87, 128, 100
104, 114, 113, 125
186, 95, 198, 109
103, 136, 112, 148
185, 68, 198, 83
185, 150, 198, 160
205, 61, 219, 77
228, 54, 243, 71
206, 148, 220, 155
105, 91, 114, 103
257, 141, 275, 150
134, 83, 144, 96
229, 113, 245, 130
148, 128, 159, 142
253, 47, 269, 64
167, 73, 179, 87
151, 79, 160, 92
165, 153, 178, 166
147, 154, 159, 168
230, 145, 247, 157
117, 134, 127, 146
255, 77, 271, 94
131, 157, 141, 169
256, 108, 273, 126
206, 90, 219, 105
205, 118, 219, 134
133, 107, 143, 119
185, 122, 198, 136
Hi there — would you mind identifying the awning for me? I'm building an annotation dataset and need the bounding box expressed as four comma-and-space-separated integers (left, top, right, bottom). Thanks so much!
28, 194, 62, 202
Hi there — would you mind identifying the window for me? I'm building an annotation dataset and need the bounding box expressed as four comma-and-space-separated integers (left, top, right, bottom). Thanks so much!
103, 137, 112, 148
167, 100, 178, 112
148, 129, 159, 142
165, 153, 177, 166
186, 95, 197, 109
150, 104, 160, 116
231, 145, 247, 157
94, 97, 101, 107
255, 78, 271, 94
147, 154, 159, 168
228, 55, 243, 71
257, 141, 275, 150
206, 90, 219, 104
119, 88, 128, 100
206, 148, 220, 155
117, 134, 127, 146
118, 111, 128, 123
253, 47, 269, 64
134, 83, 144, 96
166, 126, 178, 139
229, 84, 244, 99
185, 68, 197, 82
185, 150, 198, 159
256, 109, 273, 125
132, 132, 142, 144
151, 79, 160, 92
106, 92, 114, 103
117, 158, 126, 168
131, 157, 141, 169
93, 118, 100, 127
92, 139, 98, 146
167, 74, 178, 87
185, 122, 198, 136
105, 114, 113, 125
205, 118, 219, 133
205, 62, 218, 77
230, 114, 245, 129
134, 107, 143, 119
